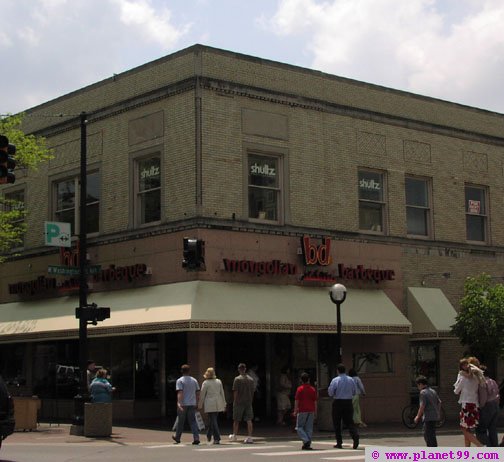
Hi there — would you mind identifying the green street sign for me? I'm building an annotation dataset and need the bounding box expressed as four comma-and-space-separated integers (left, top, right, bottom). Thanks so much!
44, 221, 72, 247
48, 265, 101, 276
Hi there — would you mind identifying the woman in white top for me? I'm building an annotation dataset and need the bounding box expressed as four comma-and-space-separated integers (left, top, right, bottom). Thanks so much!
454, 358, 483, 447
198, 367, 226, 444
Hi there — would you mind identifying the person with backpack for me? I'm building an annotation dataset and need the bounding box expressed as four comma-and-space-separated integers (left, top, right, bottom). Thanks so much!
476, 365, 500, 447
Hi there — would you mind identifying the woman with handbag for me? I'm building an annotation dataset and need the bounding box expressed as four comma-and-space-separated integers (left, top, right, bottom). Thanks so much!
198, 367, 226, 444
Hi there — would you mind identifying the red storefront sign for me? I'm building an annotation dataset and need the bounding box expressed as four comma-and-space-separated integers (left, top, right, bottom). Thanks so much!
301, 236, 395, 284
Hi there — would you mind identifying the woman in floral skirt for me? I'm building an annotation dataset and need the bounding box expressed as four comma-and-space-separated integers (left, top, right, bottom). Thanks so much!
454, 358, 484, 447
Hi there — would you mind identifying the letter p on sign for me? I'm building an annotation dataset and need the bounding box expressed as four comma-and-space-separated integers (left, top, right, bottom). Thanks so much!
45, 221, 72, 247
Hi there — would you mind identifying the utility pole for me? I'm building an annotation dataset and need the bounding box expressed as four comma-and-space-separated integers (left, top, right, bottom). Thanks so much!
70, 112, 110, 436
71, 112, 88, 434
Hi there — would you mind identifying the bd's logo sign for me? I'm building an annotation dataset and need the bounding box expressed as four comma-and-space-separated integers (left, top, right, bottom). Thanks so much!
301, 236, 332, 266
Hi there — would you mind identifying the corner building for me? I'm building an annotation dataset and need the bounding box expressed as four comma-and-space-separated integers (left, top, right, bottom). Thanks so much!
1, 45, 503, 424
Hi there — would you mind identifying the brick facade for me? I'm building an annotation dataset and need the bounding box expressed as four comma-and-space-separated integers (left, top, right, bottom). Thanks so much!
2, 44, 504, 423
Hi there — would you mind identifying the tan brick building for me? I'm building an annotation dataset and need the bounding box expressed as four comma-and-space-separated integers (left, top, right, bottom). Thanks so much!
1, 44, 503, 424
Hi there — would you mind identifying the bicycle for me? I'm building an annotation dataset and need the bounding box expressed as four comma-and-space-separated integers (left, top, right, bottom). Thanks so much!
401, 402, 446, 429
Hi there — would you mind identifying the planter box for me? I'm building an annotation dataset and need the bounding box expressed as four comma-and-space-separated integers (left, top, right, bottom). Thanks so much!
84, 403, 112, 437
13, 397, 40, 431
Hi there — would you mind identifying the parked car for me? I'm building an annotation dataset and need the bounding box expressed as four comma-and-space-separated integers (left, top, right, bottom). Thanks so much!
0, 375, 15, 449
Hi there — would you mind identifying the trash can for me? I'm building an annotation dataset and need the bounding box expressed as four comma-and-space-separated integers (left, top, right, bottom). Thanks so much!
84, 402, 112, 437
13, 396, 41, 431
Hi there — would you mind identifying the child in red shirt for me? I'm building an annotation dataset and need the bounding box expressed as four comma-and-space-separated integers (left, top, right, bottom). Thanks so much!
293, 372, 318, 450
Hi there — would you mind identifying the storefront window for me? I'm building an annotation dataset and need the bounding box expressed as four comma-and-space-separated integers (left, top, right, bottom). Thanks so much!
410, 343, 439, 387
358, 169, 386, 232
165, 333, 188, 416
32, 341, 79, 399
248, 153, 281, 222
352, 352, 393, 373
135, 340, 160, 399
109, 337, 134, 399
0, 344, 26, 387
318, 334, 337, 388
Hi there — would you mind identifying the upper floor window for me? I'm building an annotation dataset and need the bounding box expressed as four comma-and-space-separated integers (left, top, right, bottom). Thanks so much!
248, 153, 281, 222
1, 188, 26, 249
358, 169, 386, 232
136, 156, 161, 225
54, 171, 100, 236
465, 185, 488, 242
405, 176, 431, 237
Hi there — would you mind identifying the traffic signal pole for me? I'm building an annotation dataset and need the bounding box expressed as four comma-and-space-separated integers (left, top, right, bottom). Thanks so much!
71, 112, 88, 433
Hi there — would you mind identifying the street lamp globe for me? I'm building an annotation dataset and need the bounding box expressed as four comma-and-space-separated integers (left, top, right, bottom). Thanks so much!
330, 283, 347, 304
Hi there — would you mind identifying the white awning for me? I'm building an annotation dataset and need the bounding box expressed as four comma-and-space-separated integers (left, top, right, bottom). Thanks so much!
0, 281, 411, 342
407, 287, 458, 339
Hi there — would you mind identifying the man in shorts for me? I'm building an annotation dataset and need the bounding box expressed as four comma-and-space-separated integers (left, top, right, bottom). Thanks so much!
229, 363, 255, 443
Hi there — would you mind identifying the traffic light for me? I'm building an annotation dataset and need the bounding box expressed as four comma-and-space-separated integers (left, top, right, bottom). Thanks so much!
182, 237, 205, 270
0, 135, 16, 185
76, 303, 111, 325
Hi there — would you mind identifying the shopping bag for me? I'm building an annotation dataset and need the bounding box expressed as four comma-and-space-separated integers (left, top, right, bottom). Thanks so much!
194, 411, 205, 431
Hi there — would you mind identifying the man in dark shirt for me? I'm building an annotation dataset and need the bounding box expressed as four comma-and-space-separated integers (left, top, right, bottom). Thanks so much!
414, 375, 441, 447
229, 363, 255, 443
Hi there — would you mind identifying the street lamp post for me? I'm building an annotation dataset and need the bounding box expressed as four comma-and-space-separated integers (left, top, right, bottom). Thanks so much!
329, 283, 347, 364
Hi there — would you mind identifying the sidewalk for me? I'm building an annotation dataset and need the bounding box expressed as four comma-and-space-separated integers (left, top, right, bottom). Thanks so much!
5, 421, 462, 446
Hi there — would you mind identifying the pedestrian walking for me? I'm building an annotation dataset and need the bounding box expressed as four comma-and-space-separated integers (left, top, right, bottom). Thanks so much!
293, 372, 317, 450
328, 363, 359, 450
172, 364, 201, 445
348, 368, 366, 427
198, 367, 226, 444
229, 363, 255, 444
454, 358, 484, 447
413, 375, 441, 447
475, 365, 500, 446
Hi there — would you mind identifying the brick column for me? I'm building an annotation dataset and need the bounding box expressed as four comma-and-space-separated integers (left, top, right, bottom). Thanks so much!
187, 331, 215, 382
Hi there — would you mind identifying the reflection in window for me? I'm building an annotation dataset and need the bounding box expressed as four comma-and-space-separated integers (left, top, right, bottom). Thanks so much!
353, 352, 393, 373
135, 341, 159, 399
137, 156, 161, 224
465, 185, 487, 242
248, 153, 280, 221
54, 172, 100, 235
31, 341, 79, 399
1, 189, 26, 249
410, 343, 439, 387
358, 170, 386, 232
406, 177, 430, 236
0, 344, 26, 387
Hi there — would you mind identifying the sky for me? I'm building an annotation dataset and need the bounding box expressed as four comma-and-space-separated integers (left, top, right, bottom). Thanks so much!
1, 0, 504, 115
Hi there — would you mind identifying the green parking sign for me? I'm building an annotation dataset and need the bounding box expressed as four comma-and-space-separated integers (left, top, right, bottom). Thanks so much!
44, 221, 71, 247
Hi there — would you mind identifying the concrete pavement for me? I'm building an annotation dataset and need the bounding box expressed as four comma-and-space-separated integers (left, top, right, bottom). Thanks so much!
4, 420, 463, 446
